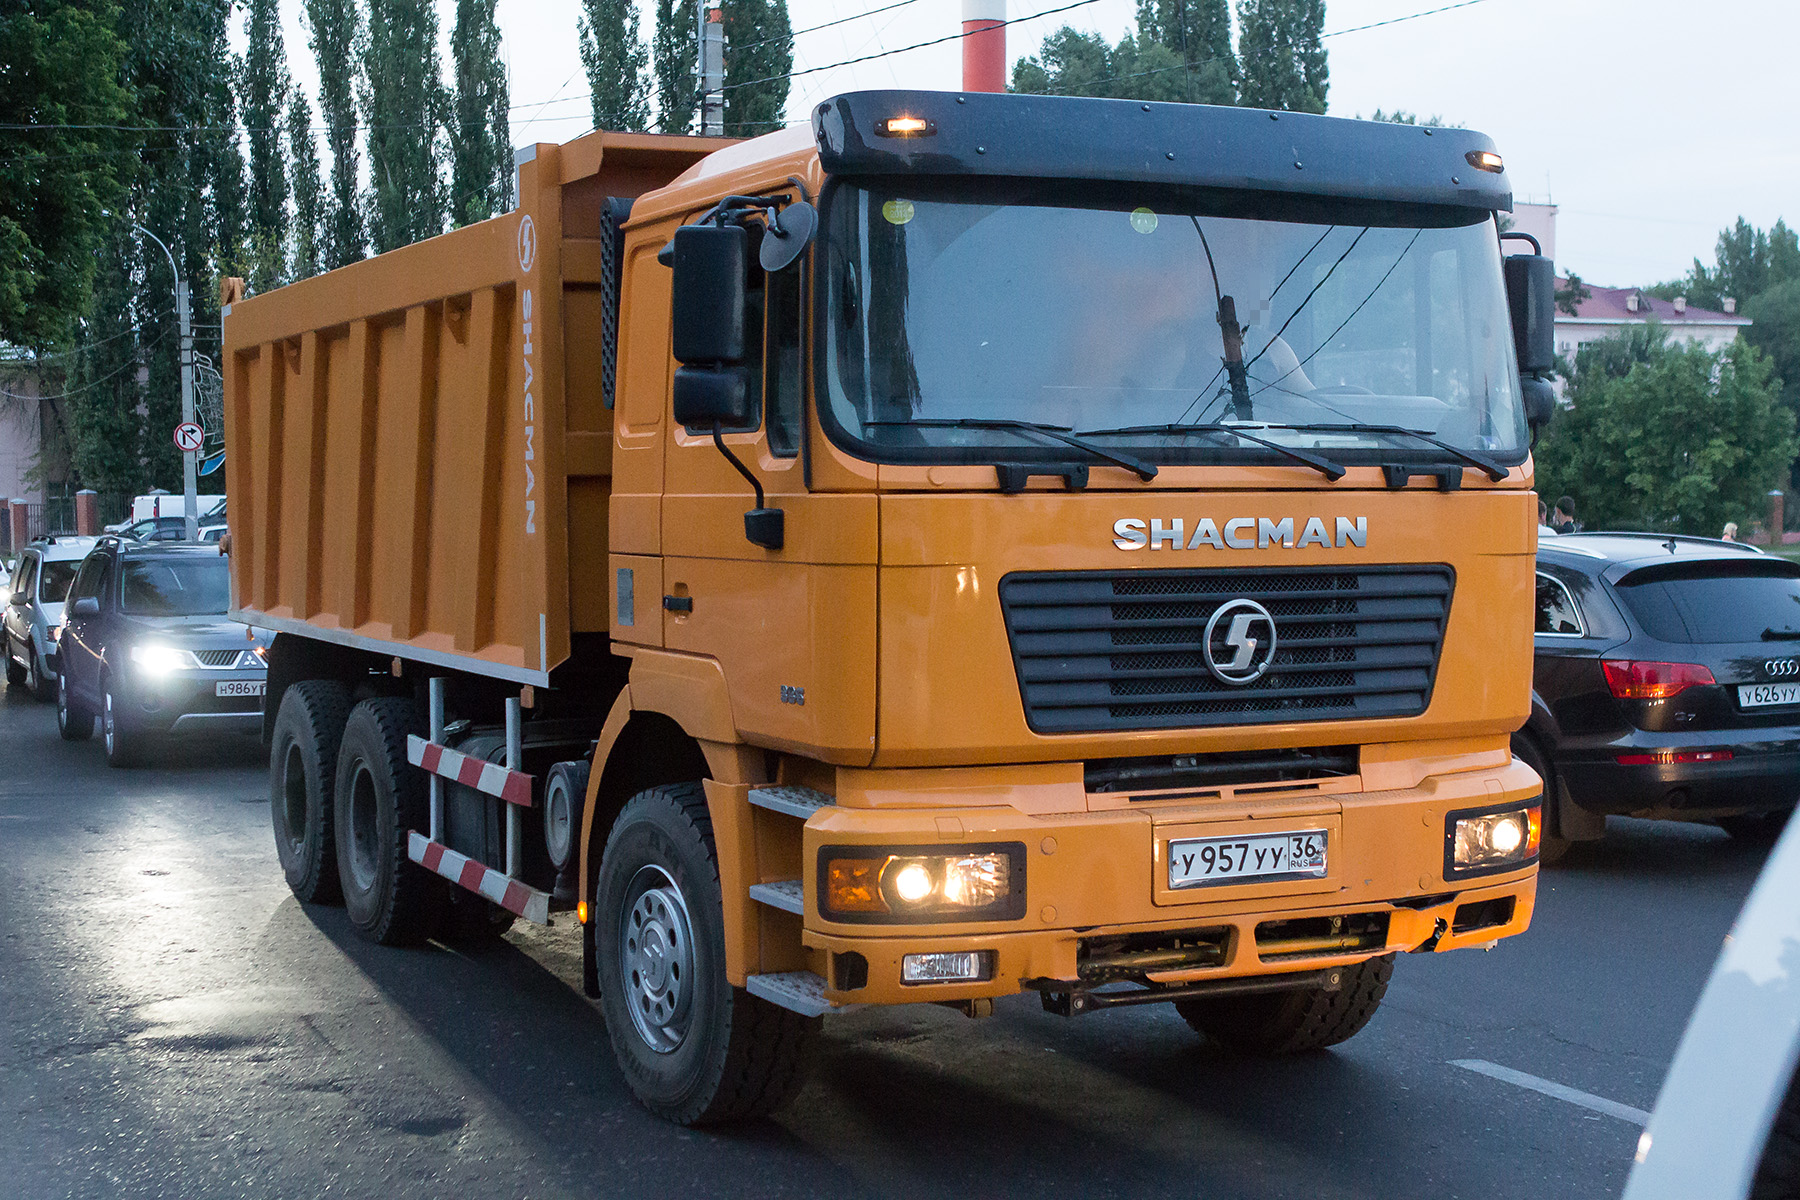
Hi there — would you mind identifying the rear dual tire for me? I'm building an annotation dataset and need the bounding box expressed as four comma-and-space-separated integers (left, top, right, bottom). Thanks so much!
271, 680, 351, 905
333, 697, 443, 945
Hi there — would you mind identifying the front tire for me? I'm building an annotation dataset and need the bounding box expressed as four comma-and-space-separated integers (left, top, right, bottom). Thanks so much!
1511, 732, 1572, 865
333, 697, 442, 945
270, 680, 351, 905
1177, 953, 1395, 1054
57, 669, 93, 741
102, 680, 148, 768
28, 645, 53, 703
596, 783, 815, 1125
5, 638, 26, 687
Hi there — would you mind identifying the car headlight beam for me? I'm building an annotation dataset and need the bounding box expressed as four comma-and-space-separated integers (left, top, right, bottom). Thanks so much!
130, 644, 200, 675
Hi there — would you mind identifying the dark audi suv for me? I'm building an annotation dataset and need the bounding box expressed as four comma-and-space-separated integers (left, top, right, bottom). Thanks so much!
56, 538, 269, 766
1517, 533, 1800, 860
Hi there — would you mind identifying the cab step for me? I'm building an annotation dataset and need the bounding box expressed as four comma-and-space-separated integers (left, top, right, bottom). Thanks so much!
747, 785, 833, 820
746, 970, 854, 1017
749, 879, 804, 914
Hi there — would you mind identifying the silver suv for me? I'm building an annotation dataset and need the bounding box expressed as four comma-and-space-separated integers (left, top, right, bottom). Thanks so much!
5, 535, 97, 702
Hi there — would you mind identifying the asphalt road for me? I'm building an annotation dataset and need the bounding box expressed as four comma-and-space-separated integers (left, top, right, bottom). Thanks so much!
0, 682, 1772, 1199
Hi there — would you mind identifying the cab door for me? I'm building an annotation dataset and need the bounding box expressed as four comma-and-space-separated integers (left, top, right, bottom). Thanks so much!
659, 205, 878, 764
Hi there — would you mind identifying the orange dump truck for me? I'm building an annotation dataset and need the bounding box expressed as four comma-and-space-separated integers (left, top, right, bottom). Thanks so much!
224, 90, 1560, 1124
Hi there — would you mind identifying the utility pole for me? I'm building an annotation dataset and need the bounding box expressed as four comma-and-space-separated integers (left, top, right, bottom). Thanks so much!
698, 2, 725, 136
115, 214, 199, 540
177, 279, 196, 542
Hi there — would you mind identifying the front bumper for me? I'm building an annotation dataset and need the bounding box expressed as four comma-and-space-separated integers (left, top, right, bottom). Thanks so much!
1557, 726, 1800, 817
112, 668, 266, 736
751, 757, 1542, 1008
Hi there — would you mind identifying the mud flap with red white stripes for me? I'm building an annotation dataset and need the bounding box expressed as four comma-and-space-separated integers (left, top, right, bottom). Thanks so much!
407, 831, 551, 925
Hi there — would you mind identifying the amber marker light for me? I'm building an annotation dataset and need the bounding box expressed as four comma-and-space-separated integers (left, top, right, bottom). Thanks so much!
577, 900, 589, 925
1465, 149, 1504, 173
824, 857, 887, 914
877, 116, 935, 137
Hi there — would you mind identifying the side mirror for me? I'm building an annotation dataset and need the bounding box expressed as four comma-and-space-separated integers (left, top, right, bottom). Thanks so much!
1503, 253, 1557, 378
1521, 376, 1556, 432
9, 590, 27, 606
71, 596, 100, 618
672, 366, 751, 429
671, 224, 746, 365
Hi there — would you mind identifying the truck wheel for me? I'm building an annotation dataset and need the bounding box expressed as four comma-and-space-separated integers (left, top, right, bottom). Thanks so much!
596, 782, 815, 1125
1511, 733, 1571, 865
269, 680, 351, 905
333, 697, 443, 945
1177, 953, 1395, 1054
543, 760, 590, 875
102, 679, 147, 768
56, 670, 93, 741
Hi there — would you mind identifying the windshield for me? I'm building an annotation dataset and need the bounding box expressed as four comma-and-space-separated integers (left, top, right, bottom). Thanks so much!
38, 561, 78, 604
820, 179, 1525, 468
120, 559, 230, 617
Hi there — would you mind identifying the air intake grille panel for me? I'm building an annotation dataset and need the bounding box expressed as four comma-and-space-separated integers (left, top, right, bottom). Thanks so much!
999, 565, 1454, 733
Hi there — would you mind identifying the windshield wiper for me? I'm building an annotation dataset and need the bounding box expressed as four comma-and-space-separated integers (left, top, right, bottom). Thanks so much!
1278, 423, 1509, 482
865, 418, 1158, 481
1762, 628, 1800, 641
1075, 422, 1346, 482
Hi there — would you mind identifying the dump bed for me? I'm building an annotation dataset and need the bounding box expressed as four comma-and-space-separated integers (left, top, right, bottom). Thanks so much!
223, 131, 728, 684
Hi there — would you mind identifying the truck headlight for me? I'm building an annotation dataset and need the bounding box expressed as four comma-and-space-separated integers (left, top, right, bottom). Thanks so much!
820, 844, 1025, 923
130, 644, 199, 675
1445, 801, 1542, 878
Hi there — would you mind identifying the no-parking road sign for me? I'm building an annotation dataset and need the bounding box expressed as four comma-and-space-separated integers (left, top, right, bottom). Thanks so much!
173, 422, 203, 453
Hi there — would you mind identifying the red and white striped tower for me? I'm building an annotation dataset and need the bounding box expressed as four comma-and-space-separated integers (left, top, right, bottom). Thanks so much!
962, 0, 1006, 93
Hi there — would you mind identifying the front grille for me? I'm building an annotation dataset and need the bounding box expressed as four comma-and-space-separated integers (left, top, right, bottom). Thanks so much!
194, 649, 241, 667
999, 565, 1454, 733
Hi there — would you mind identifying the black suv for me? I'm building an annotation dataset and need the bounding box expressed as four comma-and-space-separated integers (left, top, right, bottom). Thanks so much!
55, 538, 269, 766
1518, 533, 1800, 859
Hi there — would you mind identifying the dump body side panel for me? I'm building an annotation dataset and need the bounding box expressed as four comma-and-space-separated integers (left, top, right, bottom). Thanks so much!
223, 132, 728, 683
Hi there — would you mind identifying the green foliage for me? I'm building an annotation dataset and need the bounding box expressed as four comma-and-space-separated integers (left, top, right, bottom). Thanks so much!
722, 0, 791, 137
450, 0, 511, 227
1012, 27, 1224, 103
1364, 109, 1459, 127
580, 0, 651, 133
242, 0, 290, 292
0, 0, 131, 349
362, 0, 448, 253
652, 0, 697, 134
305, 0, 364, 268
288, 91, 323, 280
1236, 0, 1327, 114
1533, 327, 1796, 535
1655, 218, 1800, 311
1556, 272, 1591, 318
62, 232, 147, 494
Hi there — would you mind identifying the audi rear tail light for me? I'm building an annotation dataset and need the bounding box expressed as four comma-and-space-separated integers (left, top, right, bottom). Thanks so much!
1602, 660, 1716, 700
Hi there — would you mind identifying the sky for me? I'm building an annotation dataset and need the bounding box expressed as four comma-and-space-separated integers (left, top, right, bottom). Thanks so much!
245, 0, 1800, 291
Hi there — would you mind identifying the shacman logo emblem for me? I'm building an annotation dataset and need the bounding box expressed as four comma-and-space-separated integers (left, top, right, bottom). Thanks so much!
1204, 599, 1278, 685
1113, 515, 1368, 550
518, 214, 537, 272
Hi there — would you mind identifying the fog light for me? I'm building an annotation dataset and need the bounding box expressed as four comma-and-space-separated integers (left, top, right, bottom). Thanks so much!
1446, 802, 1542, 877
901, 951, 991, 984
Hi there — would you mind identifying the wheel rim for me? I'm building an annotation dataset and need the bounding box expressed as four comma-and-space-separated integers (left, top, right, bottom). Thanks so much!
103, 689, 114, 754
545, 777, 572, 869
347, 761, 381, 891
281, 741, 308, 849
57, 673, 70, 730
619, 865, 696, 1055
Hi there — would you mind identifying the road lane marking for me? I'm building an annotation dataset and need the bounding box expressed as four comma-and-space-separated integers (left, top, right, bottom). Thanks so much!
1452, 1059, 1652, 1126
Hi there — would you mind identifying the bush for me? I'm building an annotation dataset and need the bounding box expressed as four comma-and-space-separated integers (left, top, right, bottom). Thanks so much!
1534, 326, 1795, 536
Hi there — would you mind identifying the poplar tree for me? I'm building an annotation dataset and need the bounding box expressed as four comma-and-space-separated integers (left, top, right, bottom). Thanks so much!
243, 0, 292, 292
1236, 0, 1328, 114
1136, 0, 1235, 104
362, 0, 449, 252
0, 0, 131, 349
722, 0, 791, 137
580, 0, 651, 132
652, 0, 697, 134
450, 0, 513, 226
305, 0, 365, 267
289, 92, 324, 279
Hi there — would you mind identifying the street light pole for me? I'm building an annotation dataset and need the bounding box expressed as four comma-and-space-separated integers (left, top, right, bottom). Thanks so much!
122, 220, 197, 541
